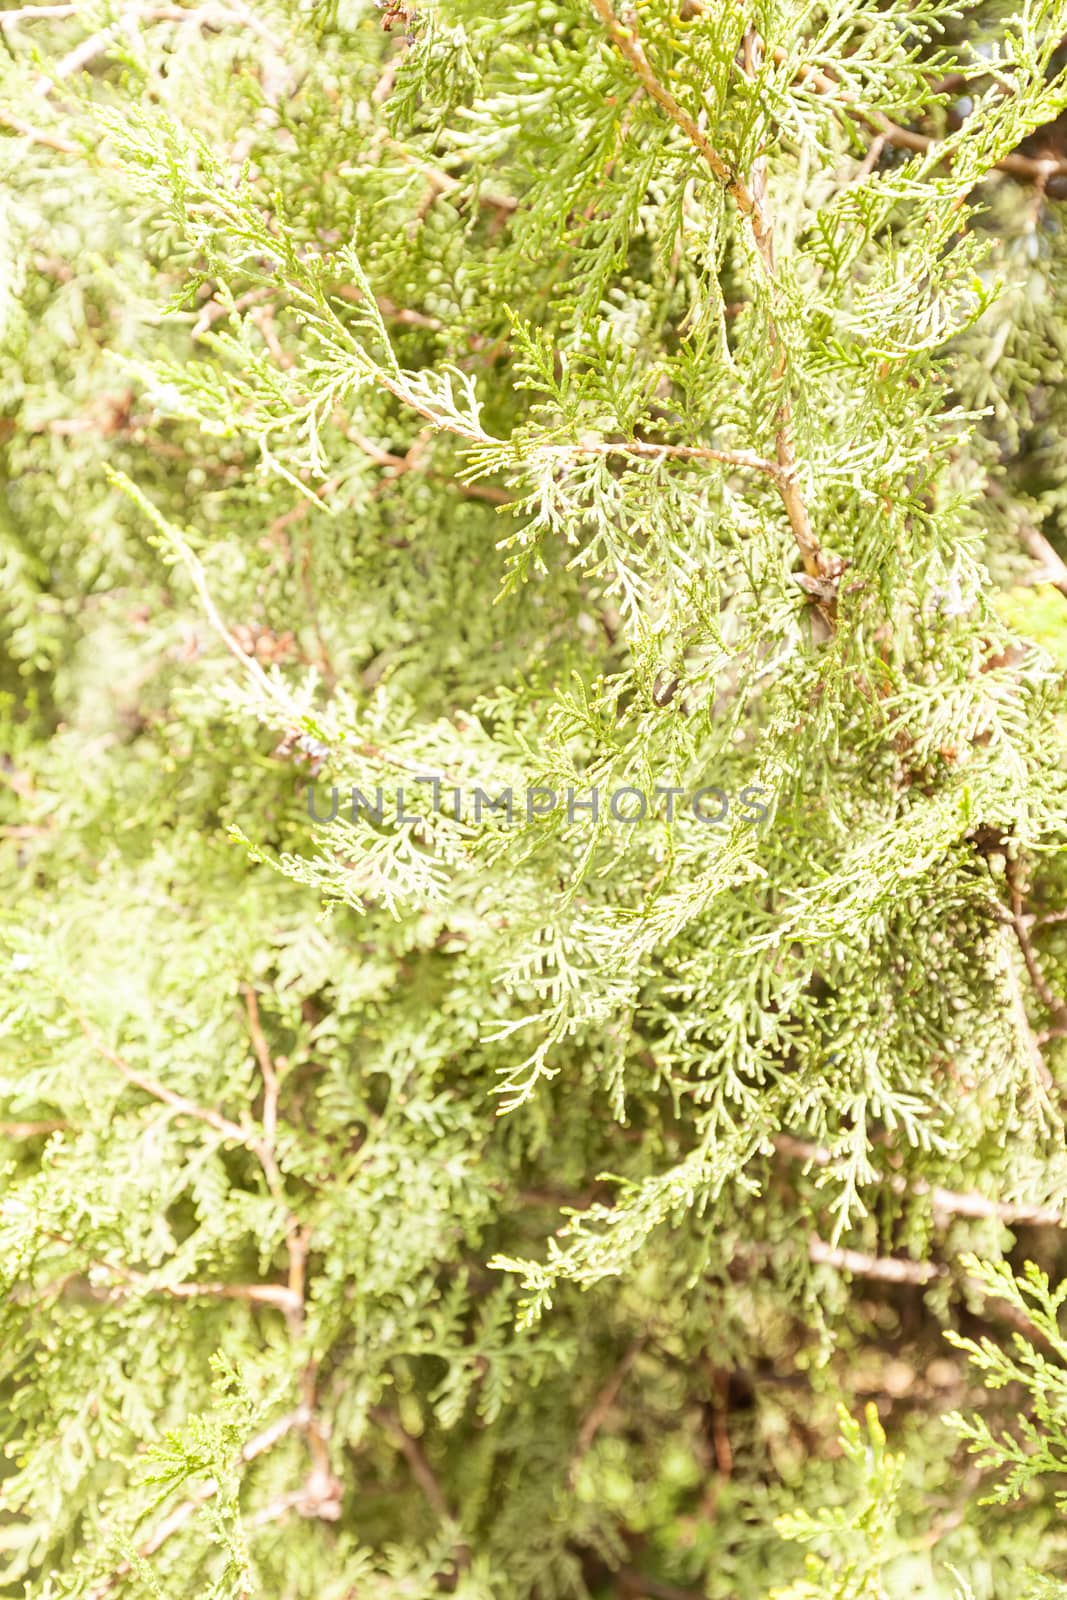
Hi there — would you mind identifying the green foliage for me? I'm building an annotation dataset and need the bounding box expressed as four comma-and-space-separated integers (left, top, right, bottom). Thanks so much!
946, 1258, 1067, 1511
770, 1405, 905, 1600
995, 586, 1067, 670
1, 1, 1067, 1597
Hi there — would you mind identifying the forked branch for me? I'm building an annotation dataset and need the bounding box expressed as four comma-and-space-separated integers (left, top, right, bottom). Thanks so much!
589, 0, 832, 590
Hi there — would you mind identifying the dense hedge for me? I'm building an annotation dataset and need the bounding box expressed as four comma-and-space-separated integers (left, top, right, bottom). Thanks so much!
2, 3, 1067, 1597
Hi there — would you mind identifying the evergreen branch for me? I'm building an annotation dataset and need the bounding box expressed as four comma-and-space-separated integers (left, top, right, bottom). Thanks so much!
589, 0, 831, 591
66, 1000, 256, 1150
64, 993, 314, 1292
681, 0, 1067, 185
379, 137, 520, 214
760, 41, 1067, 184
547, 439, 782, 479
86, 1406, 311, 1600
866, 116, 1067, 183
373, 370, 496, 445
587, 0, 742, 195
8, 2, 1067, 1585
1003, 904, 1067, 1022
113, 472, 475, 793
234, 987, 322, 1500
106, 469, 283, 704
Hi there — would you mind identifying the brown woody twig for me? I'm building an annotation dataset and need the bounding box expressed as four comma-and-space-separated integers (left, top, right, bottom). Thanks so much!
808, 1237, 944, 1285
775, 1133, 1067, 1228
568, 1334, 648, 1486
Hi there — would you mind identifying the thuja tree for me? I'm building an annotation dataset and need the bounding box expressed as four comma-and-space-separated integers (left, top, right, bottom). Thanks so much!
2, 1, 1067, 1595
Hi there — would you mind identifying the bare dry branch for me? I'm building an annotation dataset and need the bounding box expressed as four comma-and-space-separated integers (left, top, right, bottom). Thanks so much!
99, 1264, 302, 1313
242, 983, 280, 1151
0, 5, 80, 26
0, 111, 80, 153
808, 1237, 944, 1284
775, 1133, 1067, 1228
